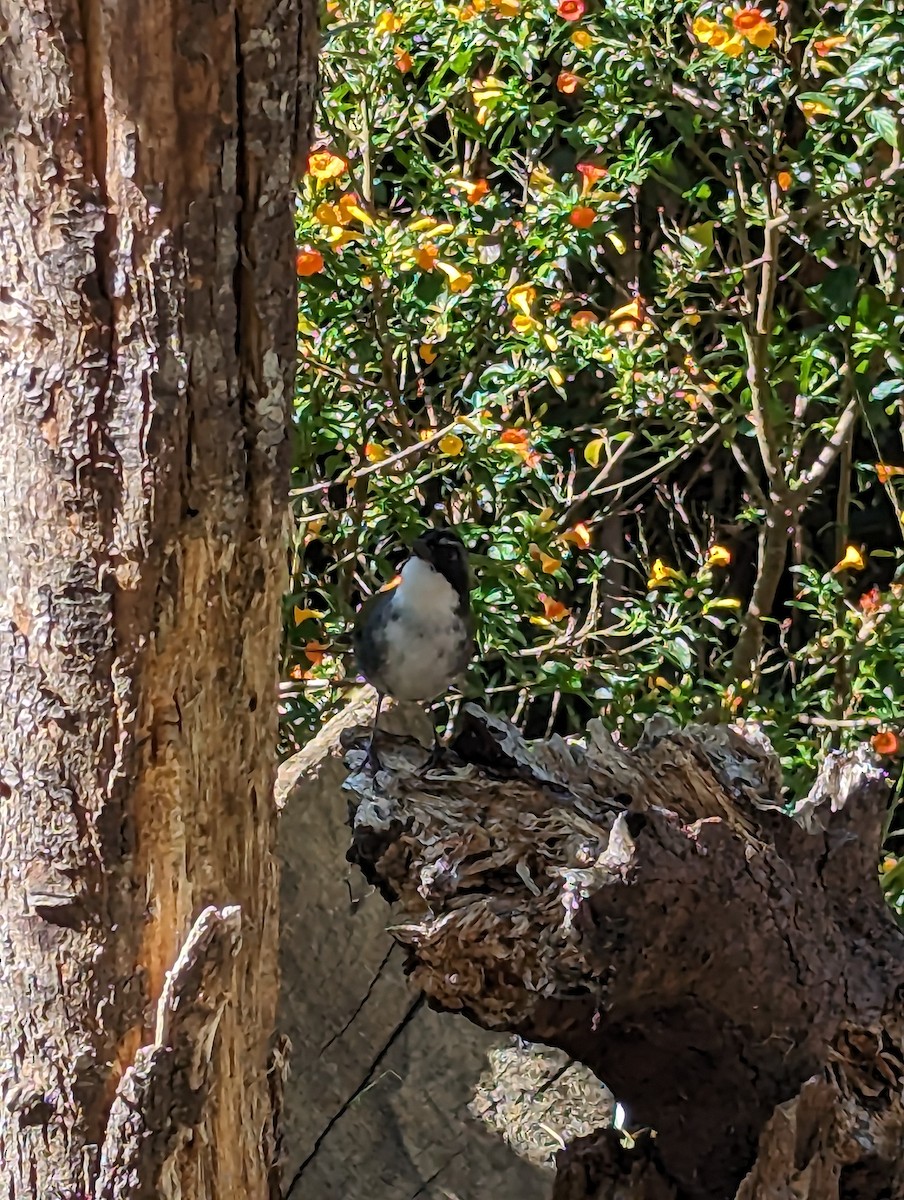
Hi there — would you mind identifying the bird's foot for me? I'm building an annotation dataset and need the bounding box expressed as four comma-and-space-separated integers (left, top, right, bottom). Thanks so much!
366, 738, 383, 772
420, 737, 447, 773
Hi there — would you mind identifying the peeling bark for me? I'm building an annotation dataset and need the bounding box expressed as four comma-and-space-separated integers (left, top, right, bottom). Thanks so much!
346, 705, 904, 1200
0, 1, 316, 1196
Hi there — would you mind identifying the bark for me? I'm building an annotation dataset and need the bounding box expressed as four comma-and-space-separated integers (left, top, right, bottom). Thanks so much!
0, 1, 316, 1197
276, 693, 555, 1200
347, 705, 904, 1200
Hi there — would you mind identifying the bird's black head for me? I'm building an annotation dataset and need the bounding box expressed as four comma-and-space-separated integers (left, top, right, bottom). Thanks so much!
412, 528, 471, 605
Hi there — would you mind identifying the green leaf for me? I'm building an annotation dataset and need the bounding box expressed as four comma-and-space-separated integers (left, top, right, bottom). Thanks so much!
865, 108, 900, 148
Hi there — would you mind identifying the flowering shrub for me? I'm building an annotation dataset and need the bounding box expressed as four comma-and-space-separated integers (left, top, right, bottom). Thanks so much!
288, 0, 904, 841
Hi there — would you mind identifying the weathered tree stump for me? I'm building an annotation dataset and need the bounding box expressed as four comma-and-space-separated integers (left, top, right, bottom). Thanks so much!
345, 704, 904, 1200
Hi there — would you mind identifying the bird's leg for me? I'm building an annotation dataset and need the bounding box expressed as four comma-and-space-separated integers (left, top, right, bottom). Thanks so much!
367, 692, 385, 770
423, 708, 445, 770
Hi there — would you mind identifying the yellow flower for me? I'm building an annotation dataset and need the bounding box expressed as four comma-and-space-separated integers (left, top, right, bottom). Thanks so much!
439, 433, 465, 456
542, 332, 559, 352
435, 261, 473, 293
721, 34, 746, 56
293, 607, 324, 624
708, 25, 730, 47
747, 20, 776, 47
647, 558, 681, 589
705, 544, 732, 568
528, 164, 556, 192
607, 297, 647, 332
549, 367, 564, 387
324, 228, 361, 248
571, 28, 593, 47
512, 314, 541, 334
375, 10, 404, 35
307, 150, 347, 182
419, 343, 437, 363
364, 442, 390, 463
832, 545, 866, 573
692, 16, 722, 43
491, 0, 520, 13
314, 201, 345, 227
801, 99, 833, 120
508, 283, 537, 315
471, 75, 505, 101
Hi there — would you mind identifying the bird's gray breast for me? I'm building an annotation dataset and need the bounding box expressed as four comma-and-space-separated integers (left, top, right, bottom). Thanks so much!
365, 600, 472, 701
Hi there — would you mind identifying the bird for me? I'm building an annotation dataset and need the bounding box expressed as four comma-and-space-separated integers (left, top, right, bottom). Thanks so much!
353, 527, 475, 769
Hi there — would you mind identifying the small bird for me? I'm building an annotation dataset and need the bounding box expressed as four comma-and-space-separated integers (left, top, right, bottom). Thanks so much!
353, 527, 475, 768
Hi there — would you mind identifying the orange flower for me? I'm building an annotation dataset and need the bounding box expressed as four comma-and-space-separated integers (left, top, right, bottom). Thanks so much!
394, 48, 413, 71
871, 730, 900, 756
364, 442, 390, 463
556, 0, 585, 18
570, 309, 598, 331
296, 247, 324, 276
571, 28, 593, 47
307, 150, 347, 181
414, 243, 439, 270
457, 178, 490, 203
498, 428, 540, 468
732, 6, 766, 32
560, 522, 592, 549
776, 170, 792, 191
859, 586, 882, 614
419, 343, 438, 363
814, 35, 847, 56
539, 594, 570, 620
303, 640, 329, 666
530, 546, 563, 574
576, 162, 607, 194
569, 205, 596, 229
557, 71, 581, 94
876, 463, 904, 484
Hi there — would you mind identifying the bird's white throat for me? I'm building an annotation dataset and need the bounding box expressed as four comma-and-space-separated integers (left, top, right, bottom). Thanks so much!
393, 556, 460, 617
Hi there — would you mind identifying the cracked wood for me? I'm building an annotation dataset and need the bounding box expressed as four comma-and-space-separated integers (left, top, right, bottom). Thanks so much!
0, 0, 316, 1196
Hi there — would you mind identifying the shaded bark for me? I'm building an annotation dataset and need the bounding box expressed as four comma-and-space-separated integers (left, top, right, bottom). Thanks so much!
0, 1, 316, 1196
276, 693, 554, 1200
346, 705, 904, 1200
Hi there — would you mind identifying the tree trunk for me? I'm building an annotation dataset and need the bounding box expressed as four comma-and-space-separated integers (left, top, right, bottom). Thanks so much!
276, 693, 556, 1200
0, 2, 316, 1197
346, 706, 904, 1200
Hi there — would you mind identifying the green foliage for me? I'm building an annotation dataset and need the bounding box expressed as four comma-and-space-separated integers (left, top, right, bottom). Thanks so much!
287, 0, 904, 881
